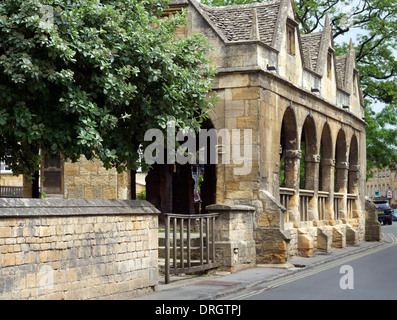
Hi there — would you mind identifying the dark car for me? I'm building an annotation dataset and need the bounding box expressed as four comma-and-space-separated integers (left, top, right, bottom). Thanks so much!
392, 209, 397, 222
373, 200, 393, 225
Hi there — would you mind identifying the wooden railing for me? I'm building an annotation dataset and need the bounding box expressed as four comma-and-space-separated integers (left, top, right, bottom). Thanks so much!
164, 213, 219, 284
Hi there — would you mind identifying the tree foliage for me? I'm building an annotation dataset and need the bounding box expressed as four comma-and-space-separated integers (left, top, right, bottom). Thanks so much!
202, 0, 397, 177
0, 0, 216, 178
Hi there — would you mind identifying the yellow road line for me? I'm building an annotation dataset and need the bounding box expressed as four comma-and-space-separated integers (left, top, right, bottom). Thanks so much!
232, 233, 397, 300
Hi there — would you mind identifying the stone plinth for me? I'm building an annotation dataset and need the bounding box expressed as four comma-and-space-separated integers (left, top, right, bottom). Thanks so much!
206, 204, 256, 272
365, 200, 382, 242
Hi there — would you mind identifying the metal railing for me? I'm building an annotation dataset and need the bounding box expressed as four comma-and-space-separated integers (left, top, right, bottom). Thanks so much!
0, 186, 23, 198
164, 212, 219, 284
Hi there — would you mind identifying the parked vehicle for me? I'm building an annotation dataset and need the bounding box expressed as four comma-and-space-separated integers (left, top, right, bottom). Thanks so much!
392, 209, 397, 222
373, 200, 393, 225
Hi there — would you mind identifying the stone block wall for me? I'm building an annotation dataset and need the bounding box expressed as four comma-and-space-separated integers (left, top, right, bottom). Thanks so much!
64, 156, 131, 200
0, 198, 159, 300
0, 173, 23, 187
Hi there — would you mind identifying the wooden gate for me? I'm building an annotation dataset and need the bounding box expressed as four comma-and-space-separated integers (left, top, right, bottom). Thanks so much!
164, 212, 219, 284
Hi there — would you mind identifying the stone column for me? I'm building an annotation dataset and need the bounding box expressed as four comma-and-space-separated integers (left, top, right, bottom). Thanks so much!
365, 200, 382, 242
320, 158, 335, 220
206, 204, 256, 272
335, 161, 349, 219
348, 164, 361, 219
305, 153, 320, 220
283, 149, 301, 222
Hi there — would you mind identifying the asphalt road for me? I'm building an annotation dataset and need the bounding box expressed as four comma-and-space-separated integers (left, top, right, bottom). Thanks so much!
223, 224, 397, 300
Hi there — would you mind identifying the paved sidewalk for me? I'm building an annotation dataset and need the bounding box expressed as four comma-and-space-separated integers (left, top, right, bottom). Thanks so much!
132, 240, 387, 300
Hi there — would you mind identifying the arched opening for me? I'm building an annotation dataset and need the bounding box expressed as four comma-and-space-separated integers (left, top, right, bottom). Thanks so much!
279, 107, 298, 188
319, 123, 333, 192
348, 135, 359, 194
300, 116, 317, 190
347, 134, 359, 219
335, 129, 348, 193
334, 129, 348, 220
145, 117, 217, 221
279, 107, 299, 224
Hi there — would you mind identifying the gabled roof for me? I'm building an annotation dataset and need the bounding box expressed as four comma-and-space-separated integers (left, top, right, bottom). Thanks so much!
175, 0, 362, 105
335, 55, 348, 89
301, 32, 323, 71
194, 0, 281, 46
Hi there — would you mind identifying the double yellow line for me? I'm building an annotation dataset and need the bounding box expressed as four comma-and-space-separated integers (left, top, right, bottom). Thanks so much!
232, 233, 397, 300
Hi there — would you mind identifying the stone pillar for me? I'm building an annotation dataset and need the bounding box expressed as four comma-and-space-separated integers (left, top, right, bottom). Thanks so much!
255, 190, 291, 264
206, 204, 256, 272
335, 161, 349, 219
284, 149, 301, 222
304, 153, 320, 191
22, 176, 33, 198
320, 158, 335, 220
305, 153, 320, 220
348, 164, 361, 219
365, 200, 382, 242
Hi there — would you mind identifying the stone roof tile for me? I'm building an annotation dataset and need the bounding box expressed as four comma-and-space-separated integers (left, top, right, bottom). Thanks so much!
199, 1, 280, 45
301, 32, 322, 71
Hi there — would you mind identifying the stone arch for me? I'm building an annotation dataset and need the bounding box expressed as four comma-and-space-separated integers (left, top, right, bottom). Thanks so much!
347, 134, 360, 219
335, 129, 348, 193
319, 122, 333, 192
145, 116, 218, 220
348, 134, 359, 194
279, 107, 299, 188
299, 115, 317, 190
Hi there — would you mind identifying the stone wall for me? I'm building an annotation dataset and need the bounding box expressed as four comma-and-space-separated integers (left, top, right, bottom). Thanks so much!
0, 198, 159, 300
0, 173, 23, 187
64, 156, 131, 200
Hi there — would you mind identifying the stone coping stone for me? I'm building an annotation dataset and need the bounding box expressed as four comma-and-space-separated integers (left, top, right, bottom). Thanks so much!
0, 198, 160, 218
206, 203, 256, 211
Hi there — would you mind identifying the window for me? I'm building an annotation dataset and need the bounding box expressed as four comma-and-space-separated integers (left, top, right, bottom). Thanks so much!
387, 169, 390, 177
327, 51, 332, 78
0, 156, 12, 174
353, 73, 357, 96
286, 24, 295, 55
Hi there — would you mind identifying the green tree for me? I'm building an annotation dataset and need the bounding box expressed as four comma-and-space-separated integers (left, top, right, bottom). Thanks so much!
202, 0, 397, 177
0, 0, 216, 186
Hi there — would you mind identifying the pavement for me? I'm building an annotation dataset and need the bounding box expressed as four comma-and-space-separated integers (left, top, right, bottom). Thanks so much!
132, 239, 388, 300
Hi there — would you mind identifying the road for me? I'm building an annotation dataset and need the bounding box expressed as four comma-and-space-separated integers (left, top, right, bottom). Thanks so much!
222, 224, 397, 300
